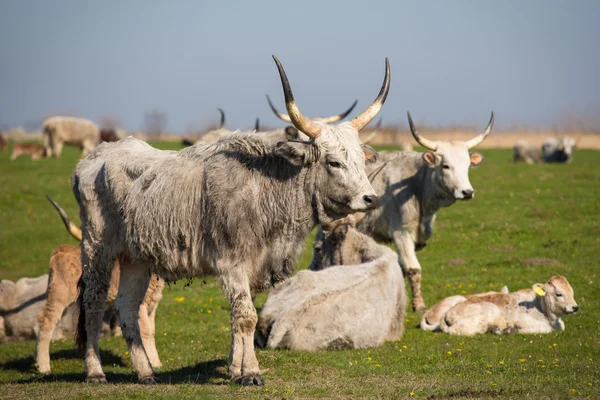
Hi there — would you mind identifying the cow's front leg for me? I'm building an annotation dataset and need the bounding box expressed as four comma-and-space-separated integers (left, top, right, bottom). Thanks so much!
221, 269, 263, 386
392, 231, 426, 312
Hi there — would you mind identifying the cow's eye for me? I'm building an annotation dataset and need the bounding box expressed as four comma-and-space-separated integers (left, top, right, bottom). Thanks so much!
327, 161, 341, 168
556, 292, 563, 297
442, 164, 450, 170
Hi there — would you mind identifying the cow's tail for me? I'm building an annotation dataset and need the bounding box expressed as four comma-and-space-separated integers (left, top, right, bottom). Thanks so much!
75, 276, 87, 353
46, 195, 82, 241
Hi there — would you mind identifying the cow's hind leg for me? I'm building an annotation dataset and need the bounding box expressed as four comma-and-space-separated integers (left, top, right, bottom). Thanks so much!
221, 268, 263, 386
113, 262, 156, 384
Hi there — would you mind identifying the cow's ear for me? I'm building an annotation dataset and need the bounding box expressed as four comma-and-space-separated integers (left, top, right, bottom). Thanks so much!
532, 283, 546, 297
470, 152, 485, 167
422, 151, 438, 166
331, 223, 350, 242
275, 141, 318, 166
361, 144, 379, 165
284, 126, 299, 141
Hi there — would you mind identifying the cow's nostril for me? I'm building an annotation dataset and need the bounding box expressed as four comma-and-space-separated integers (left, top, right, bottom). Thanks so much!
363, 194, 379, 207
462, 189, 474, 199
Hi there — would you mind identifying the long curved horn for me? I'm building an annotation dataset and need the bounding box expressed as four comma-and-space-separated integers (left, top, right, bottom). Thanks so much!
46, 195, 82, 241
350, 58, 391, 131
407, 111, 437, 151
272, 56, 321, 139
267, 95, 358, 124
361, 118, 382, 144
254, 118, 260, 132
217, 108, 226, 129
318, 100, 358, 123
266, 95, 292, 123
465, 112, 494, 149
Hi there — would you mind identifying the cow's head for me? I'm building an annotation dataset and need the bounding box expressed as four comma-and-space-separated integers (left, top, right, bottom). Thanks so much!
309, 211, 370, 271
407, 111, 494, 201
533, 275, 578, 316
271, 56, 389, 221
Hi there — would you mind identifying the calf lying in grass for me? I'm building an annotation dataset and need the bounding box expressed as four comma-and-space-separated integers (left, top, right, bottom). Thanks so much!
255, 215, 407, 351
421, 286, 509, 332
429, 276, 577, 336
34, 197, 165, 374
10, 142, 46, 160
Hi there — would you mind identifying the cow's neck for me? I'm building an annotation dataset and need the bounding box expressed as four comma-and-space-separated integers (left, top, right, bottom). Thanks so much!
538, 296, 562, 330
418, 165, 455, 218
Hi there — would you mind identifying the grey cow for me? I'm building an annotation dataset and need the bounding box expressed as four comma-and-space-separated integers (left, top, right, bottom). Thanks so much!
72, 55, 390, 385
513, 140, 542, 164
311, 112, 494, 311
256, 214, 406, 351
542, 136, 577, 163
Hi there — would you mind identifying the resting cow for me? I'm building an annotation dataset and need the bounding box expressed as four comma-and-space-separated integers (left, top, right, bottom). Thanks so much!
34, 196, 164, 374
256, 214, 406, 351
10, 142, 46, 161
420, 286, 509, 331
513, 140, 542, 164
542, 136, 577, 163
437, 276, 577, 336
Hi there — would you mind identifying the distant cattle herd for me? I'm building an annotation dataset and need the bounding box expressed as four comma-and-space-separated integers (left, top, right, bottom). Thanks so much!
0, 56, 579, 386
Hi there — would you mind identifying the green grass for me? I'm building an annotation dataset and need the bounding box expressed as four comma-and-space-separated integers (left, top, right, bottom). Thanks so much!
1, 143, 599, 399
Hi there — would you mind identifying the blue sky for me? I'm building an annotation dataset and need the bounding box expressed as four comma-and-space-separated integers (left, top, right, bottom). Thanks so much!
0, 0, 598, 132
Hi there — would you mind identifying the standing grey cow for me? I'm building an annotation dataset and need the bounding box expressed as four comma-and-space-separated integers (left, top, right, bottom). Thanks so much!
72, 55, 390, 385
43, 116, 100, 159
542, 136, 577, 163
513, 140, 542, 164
311, 111, 494, 311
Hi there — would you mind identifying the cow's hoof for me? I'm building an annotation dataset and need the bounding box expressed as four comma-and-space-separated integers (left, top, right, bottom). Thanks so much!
413, 302, 426, 313
139, 376, 159, 385
87, 375, 108, 384
234, 373, 264, 386
36, 366, 51, 375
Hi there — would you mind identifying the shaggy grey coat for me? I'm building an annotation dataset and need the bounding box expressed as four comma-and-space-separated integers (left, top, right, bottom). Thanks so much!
72, 125, 378, 385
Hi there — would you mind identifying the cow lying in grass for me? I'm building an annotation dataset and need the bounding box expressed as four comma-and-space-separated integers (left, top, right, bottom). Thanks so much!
1, 275, 75, 343
34, 197, 165, 374
428, 276, 577, 336
420, 286, 509, 331
255, 213, 406, 351
10, 142, 46, 160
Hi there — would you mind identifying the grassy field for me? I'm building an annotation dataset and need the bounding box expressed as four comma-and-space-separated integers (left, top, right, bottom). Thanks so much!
0, 142, 599, 399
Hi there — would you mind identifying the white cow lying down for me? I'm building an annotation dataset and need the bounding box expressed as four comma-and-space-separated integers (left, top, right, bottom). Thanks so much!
426, 275, 577, 336
0, 275, 116, 343
255, 217, 407, 351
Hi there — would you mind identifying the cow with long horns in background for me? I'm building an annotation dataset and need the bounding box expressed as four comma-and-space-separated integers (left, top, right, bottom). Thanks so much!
181, 108, 231, 147
259, 96, 358, 142
72, 55, 390, 385
311, 111, 494, 311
